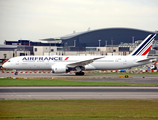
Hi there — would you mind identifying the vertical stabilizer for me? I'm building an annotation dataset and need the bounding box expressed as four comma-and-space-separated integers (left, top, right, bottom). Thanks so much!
129, 34, 156, 57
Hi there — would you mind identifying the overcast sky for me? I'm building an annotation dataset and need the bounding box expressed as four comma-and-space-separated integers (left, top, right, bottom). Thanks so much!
0, 0, 158, 44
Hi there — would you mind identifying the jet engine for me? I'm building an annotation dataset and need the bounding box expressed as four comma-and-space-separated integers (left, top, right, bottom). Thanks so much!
51, 64, 68, 73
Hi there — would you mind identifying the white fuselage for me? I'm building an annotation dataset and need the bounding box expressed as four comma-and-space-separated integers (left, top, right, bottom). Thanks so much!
3, 55, 151, 71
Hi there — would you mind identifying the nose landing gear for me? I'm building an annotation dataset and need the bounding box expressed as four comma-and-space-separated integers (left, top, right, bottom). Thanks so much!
14, 70, 18, 75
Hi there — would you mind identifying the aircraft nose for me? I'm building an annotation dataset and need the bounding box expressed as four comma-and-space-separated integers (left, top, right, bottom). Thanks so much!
2, 62, 8, 69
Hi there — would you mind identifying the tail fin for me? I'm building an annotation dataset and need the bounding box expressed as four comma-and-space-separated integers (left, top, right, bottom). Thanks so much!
129, 34, 156, 56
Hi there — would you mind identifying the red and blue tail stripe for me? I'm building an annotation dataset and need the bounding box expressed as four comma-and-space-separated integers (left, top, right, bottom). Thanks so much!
130, 34, 156, 56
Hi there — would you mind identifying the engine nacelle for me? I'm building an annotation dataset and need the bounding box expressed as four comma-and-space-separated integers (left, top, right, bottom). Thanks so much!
51, 64, 67, 73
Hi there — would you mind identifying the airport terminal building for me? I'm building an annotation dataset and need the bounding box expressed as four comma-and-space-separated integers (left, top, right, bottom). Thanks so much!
1, 27, 158, 60
52, 28, 158, 47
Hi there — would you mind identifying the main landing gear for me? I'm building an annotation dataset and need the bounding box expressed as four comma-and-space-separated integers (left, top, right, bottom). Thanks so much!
75, 66, 85, 76
75, 72, 85, 75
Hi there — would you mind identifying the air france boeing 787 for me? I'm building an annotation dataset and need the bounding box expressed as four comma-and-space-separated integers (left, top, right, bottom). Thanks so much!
2, 34, 157, 75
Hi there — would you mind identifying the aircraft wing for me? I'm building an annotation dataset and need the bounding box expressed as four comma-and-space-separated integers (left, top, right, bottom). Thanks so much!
67, 57, 104, 68
137, 58, 157, 63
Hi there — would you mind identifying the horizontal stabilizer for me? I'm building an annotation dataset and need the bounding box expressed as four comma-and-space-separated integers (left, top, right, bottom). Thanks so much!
137, 58, 157, 63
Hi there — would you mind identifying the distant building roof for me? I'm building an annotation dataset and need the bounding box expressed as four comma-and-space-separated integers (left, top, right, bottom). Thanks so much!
62, 27, 157, 39
41, 27, 157, 44
0, 44, 17, 48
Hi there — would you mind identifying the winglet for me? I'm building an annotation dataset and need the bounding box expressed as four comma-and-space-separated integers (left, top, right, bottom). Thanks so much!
129, 34, 156, 56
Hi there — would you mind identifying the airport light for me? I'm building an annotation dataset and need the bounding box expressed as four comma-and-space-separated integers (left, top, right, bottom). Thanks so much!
65, 42, 67, 47
74, 40, 76, 47
98, 40, 101, 47
132, 36, 135, 47
105, 40, 107, 47
111, 39, 114, 53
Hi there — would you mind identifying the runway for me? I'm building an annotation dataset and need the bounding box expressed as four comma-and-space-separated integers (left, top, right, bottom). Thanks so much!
0, 87, 158, 100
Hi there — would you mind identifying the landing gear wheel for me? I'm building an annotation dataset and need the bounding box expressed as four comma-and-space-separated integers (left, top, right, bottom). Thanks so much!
75, 72, 85, 76
14, 72, 18, 75
14, 71, 18, 75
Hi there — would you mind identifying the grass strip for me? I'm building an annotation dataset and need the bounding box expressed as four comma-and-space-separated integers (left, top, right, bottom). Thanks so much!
0, 100, 158, 120
0, 78, 158, 86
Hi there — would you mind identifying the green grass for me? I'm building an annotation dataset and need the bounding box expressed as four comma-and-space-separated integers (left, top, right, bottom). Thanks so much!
0, 78, 158, 86
0, 100, 158, 120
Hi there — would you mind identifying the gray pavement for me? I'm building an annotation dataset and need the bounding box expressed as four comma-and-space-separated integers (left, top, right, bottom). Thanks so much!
0, 87, 158, 100
1, 72, 158, 84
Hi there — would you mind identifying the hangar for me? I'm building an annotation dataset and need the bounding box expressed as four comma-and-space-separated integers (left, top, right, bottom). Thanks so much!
42, 28, 158, 47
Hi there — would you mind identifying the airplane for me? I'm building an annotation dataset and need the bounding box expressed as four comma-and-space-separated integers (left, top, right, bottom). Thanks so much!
2, 34, 157, 75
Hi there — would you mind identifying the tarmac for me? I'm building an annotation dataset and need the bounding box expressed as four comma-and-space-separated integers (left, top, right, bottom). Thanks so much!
1, 72, 158, 84
0, 87, 158, 100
